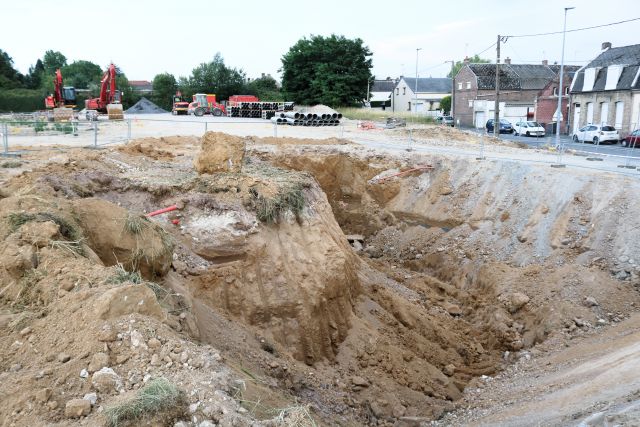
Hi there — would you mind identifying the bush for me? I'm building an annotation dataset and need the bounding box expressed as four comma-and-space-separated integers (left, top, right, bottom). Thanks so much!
0, 89, 43, 113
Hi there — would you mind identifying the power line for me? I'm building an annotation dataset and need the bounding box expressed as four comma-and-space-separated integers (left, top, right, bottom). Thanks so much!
473, 42, 497, 57
506, 17, 640, 38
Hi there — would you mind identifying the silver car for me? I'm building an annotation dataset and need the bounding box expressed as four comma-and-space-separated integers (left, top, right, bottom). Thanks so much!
436, 115, 454, 127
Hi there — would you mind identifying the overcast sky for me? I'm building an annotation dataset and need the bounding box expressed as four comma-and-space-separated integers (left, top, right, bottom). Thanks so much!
2, 0, 639, 81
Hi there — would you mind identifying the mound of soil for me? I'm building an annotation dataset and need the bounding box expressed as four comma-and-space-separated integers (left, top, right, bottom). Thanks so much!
194, 132, 246, 174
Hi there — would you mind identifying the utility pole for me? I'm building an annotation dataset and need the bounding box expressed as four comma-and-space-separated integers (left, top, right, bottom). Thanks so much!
555, 7, 575, 147
494, 34, 501, 137
446, 60, 455, 117
415, 48, 422, 115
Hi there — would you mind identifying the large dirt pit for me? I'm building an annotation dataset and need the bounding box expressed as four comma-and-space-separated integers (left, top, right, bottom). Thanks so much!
1, 131, 639, 426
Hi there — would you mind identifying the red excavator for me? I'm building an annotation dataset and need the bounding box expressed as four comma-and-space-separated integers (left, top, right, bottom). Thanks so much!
85, 63, 123, 120
44, 69, 76, 121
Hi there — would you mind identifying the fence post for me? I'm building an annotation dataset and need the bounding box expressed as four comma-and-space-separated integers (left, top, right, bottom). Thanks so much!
93, 121, 98, 147
341, 124, 344, 138
205, 121, 208, 133
2, 123, 8, 156
273, 121, 277, 138
127, 118, 132, 141
72, 120, 78, 136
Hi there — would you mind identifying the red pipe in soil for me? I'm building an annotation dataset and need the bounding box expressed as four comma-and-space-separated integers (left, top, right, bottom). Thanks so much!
146, 204, 178, 217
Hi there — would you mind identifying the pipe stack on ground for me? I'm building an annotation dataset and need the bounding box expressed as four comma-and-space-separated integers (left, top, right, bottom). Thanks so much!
271, 109, 341, 126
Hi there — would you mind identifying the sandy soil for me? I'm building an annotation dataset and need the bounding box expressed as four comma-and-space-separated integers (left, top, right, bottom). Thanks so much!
1, 131, 639, 426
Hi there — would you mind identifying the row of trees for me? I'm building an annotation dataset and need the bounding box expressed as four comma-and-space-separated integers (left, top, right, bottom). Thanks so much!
2, 35, 487, 113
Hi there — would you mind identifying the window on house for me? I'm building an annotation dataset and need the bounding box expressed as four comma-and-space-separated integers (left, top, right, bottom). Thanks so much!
564, 86, 569, 95
403, 87, 406, 95
552, 87, 558, 96
458, 82, 462, 90
396, 88, 399, 95
468, 100, 473, 108
466, 82, 471, 89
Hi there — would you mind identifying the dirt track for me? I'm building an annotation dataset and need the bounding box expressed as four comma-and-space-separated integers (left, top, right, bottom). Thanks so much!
1, 129, 639, 426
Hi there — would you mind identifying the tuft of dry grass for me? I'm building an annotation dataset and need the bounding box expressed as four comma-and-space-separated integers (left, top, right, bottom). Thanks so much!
104, 378, 186, 427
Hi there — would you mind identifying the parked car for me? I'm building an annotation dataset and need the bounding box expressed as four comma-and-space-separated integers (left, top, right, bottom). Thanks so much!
621, 129, 640, 147
572, 124, 620, 144
513, 121, 545, 137
436, 115, 454, 127
486, 119, 513, 134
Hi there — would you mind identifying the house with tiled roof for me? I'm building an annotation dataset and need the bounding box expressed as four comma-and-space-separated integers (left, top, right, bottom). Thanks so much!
569, 42, 640, 136
453, 57, 579, 129
390, 77, 452, 114
368, 78, 396, 109
129, 80, 153, 93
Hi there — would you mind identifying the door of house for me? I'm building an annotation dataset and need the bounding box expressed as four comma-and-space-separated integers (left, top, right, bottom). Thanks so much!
600, 102, 609, 125
475, 111, 485, 128
615, 102, 624, 129
573, 106, 581, 135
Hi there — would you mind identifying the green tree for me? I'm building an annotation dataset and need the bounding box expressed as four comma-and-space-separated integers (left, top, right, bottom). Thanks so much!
187, 53, 246, 101
247, 75, 282, 101
25, 59, 45, 89
448, 55, 491, 78
0, 49, 25, 89
281, 34, 372, 106
61, 60, 102, 89
439, 95, 451, 114
151, 73, 177, 110
42, 50, 67, 76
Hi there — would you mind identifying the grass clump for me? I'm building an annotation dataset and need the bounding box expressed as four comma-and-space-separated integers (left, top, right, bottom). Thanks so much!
7, 211, 82, 241
250, 184, 306, 223
123, 214, 149, 235
104, 378, 186, 427
108, 263, 142, 285
1, 161, 22, 168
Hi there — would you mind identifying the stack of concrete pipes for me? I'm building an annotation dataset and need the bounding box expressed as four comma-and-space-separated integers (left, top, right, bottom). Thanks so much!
270, 111, 342, 126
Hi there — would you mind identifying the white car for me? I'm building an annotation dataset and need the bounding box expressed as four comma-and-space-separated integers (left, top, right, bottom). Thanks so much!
572, 124, 619, 144
513, 121, 545, 137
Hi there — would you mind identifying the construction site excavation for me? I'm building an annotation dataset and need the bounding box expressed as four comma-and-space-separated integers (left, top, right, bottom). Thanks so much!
1, 123, 640, 427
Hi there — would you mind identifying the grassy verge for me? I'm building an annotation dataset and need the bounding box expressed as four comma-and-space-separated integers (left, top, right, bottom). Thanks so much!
338, 107, 436, 124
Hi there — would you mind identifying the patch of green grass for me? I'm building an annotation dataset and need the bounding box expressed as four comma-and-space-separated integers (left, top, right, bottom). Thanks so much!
104, 378, 186, 427
338, 107, 435, 124
1, 161, 22, 168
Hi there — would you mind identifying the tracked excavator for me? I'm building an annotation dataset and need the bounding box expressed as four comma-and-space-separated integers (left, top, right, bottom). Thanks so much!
44, 69, 76, 121
85, 63, 123, 120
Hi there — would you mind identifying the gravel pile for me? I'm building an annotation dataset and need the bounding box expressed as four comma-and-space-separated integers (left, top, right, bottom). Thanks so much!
125, 97, 167, 114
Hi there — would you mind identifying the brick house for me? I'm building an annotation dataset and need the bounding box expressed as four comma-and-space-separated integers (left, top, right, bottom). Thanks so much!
454, 58, 578, 130
533, 64, 581, 133
569, 43, 640, 136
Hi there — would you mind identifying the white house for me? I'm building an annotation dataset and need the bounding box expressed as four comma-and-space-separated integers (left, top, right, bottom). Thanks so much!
390, 77, 452, 114
368, 79, 396, 109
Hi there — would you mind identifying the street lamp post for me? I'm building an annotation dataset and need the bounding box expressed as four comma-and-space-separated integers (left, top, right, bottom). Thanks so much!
555, 6, 575, 148
415, 48, 422, 114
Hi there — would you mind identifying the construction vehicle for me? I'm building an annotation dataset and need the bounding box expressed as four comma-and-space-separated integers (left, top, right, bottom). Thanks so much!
191, 93, 226, 117
44, 69, 76, 121
171, 92, 189, 115
85, 63, 123, 120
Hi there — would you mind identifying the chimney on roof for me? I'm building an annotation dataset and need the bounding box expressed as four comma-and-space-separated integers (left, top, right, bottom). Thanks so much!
386, 76, 391, 80
504, 57, 511, 65
463, 56, 470, 64
542, 59, 548, 66
602, 42, 612, 50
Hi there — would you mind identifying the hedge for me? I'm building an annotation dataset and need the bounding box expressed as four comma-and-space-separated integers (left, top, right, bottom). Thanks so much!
0, 89, 44, 113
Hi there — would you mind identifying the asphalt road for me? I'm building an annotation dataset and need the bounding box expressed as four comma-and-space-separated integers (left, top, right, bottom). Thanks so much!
464, 128, 640, 159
